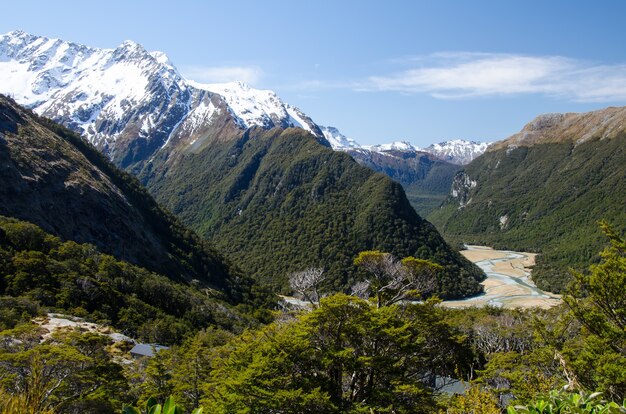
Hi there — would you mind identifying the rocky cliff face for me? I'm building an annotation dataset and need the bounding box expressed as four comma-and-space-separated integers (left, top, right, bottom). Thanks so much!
488, 107, 626, 151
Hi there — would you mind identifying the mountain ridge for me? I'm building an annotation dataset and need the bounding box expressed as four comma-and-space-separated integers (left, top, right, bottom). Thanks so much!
0, 31, 487, 298
0, 30, 489, 169
144, 126, 485, 299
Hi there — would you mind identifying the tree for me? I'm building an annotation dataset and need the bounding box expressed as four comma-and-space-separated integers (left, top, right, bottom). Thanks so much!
443, 385, 501, 414
0, 325, 125, 413
169, 329, 232, 411
353, 251, 442, 308
203, 294, 472, 413
564, 221, 626, 355
288, 267, 326, 307
562, 221, 626, 400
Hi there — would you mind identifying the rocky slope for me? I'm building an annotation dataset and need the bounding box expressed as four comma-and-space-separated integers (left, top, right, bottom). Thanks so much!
429, 107, 626, 292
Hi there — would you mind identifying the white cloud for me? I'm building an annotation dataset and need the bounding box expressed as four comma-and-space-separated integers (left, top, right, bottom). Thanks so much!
180, 65, 262, 84
366, 53, 626, 102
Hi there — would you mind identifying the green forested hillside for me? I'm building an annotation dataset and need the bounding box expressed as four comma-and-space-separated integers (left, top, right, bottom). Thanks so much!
429, 132, 626, 292
0, 95, 243, 294
0, 216, 269, 343
344, 148, 460, 216
143, 127, 484, 299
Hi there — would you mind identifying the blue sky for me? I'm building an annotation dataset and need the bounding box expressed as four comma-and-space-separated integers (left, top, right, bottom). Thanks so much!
4, 0, 626, 146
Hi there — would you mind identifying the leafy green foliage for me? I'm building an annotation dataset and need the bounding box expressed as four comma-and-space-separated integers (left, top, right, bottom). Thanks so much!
144, 127, 483, 299
0, 216, 268, 343
202, 294, 474, 413
123, 395, 204, 414
562, 222, 626, 400
353, 250, 442, 307
507, 389, 626, 413
0, 325, 125, 413
443, 385, 501, 414
429, 136, 626, 292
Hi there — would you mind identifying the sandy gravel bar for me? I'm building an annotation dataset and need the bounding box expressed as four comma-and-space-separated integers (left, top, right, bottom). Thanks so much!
442, 246, 561, 309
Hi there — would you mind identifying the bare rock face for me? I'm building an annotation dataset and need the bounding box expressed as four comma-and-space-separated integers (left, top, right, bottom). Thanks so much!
489, 107, 626, 151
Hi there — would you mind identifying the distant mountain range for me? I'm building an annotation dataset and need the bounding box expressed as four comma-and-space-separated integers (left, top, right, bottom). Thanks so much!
0, 30, 485, 298
320, 125, 490, 165
0, 30, 489, 169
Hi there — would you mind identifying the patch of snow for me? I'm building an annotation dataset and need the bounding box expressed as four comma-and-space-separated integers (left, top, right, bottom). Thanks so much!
320, 125, 361, 149
366, 140, 418, 152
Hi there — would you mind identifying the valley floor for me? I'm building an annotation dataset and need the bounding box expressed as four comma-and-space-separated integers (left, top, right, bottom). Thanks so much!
442, 245, 562, 309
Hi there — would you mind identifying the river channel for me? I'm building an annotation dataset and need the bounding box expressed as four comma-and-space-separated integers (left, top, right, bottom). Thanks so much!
442, 245, 562, 309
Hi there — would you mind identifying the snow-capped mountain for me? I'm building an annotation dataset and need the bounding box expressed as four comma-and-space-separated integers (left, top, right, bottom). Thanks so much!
190, 80, 322, 137
423, 140, 491, 165
0, 30, 323, 170
365, 140, 419, 153
0, 30, 490, 174
322, 124, 489, 165
320, 125, 361, 149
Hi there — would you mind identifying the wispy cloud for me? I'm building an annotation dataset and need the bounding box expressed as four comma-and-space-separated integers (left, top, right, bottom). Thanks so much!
366, 52, 626, 102
180, 65, 263, 84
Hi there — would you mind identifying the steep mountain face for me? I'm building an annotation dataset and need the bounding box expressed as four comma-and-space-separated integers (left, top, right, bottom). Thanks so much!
429, 107, 626, 292
0, 94, 245, 296
341, 146, 460, 216
143, 127, 484, 299
424, 140, 491, 165
0, 30, 323, 173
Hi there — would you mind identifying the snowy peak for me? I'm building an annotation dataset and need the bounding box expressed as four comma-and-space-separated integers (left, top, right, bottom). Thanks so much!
0, 31, 190, 125
190, 80, 322, 137
318, 125, 489, 165
423, 139, 491, 164
367, 140, 419, 152
191, 80, 282, 129
0, 30, 326, 169
320, 125, 361, 149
